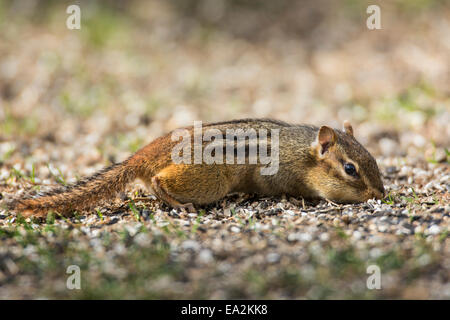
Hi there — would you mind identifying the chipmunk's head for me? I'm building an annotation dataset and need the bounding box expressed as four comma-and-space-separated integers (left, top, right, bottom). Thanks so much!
309, 121, 384, 203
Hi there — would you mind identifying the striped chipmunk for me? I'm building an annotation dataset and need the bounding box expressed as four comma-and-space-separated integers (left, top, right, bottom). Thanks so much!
9, 118, 385, 218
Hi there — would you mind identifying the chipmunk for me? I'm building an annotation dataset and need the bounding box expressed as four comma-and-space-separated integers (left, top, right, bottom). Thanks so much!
9, 118, 385, 218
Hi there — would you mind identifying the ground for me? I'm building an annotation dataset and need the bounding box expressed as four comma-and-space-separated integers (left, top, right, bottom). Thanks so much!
0, 0, 448, 299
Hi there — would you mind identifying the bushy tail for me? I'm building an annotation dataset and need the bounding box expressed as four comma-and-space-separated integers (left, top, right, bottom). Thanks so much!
9, 159, 139, 218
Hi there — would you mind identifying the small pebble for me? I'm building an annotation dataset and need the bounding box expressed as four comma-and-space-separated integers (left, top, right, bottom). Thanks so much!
428, 225, 441, 235
230, 226, 241, 233
266, 252, 280, 263
182, 240, 200, 251
198, 249, 214, 264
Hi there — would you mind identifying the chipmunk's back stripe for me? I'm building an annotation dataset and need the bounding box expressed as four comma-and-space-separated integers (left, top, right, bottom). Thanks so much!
204, 118, 292, 128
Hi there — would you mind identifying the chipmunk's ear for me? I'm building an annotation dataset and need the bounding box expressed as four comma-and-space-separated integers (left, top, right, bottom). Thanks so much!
343, 120, 353, 136
316, 126, 337, 156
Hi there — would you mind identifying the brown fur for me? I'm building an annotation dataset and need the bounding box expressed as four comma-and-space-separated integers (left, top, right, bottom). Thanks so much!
9, 118, 385, 218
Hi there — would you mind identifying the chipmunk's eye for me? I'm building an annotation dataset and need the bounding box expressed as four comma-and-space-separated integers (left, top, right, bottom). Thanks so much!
344, 163, 357, 177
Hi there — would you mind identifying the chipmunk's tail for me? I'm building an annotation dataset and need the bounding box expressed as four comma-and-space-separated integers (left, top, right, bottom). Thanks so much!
9, 158, 140, 218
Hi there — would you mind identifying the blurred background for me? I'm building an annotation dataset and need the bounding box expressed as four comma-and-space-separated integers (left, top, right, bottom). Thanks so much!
0, 0, 449, 300
0, 0, 449, 180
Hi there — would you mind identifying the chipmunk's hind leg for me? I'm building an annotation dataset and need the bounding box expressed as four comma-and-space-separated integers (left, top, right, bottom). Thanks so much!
151, 176, 196, 213
149, 164, 231, 211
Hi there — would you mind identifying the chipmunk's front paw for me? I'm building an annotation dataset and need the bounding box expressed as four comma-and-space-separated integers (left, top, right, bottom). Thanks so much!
176, 202, 197, 213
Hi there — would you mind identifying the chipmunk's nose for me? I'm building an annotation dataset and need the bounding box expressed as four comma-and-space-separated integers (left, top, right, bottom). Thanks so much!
372, 188, 384, 200
368, 187, 384, 200
380, 185, 386, 198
